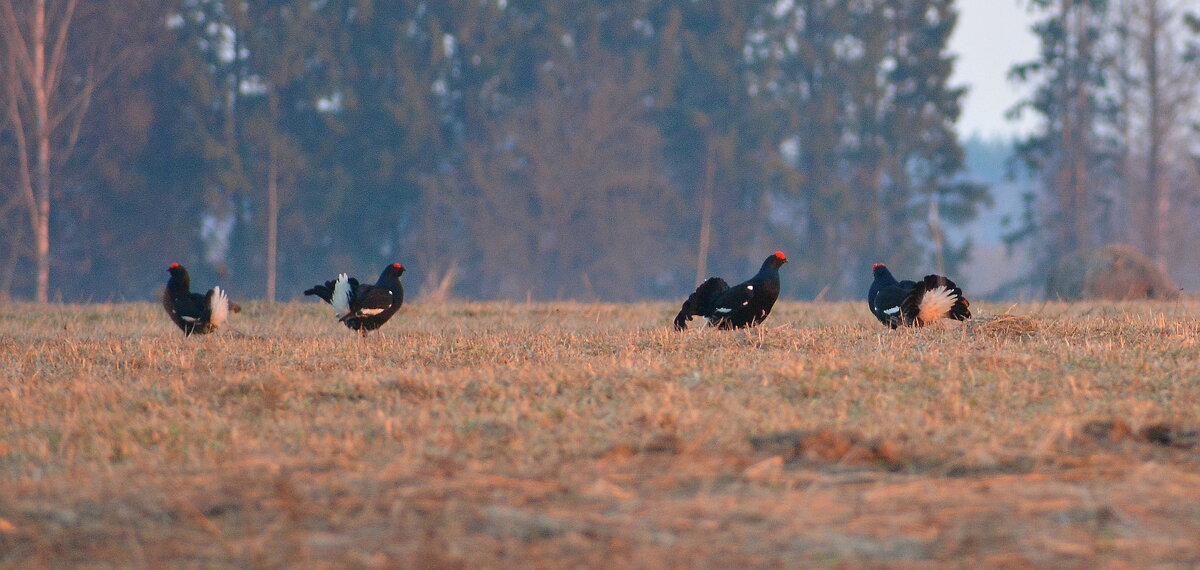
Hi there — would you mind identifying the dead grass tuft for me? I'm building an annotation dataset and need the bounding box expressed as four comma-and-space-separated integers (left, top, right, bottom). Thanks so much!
1079, 419, 1133, 443
1074, 418, 1200, 449
1139, 423, 1200, 449
750, 428, 906, 470
966, 313, 1039, 338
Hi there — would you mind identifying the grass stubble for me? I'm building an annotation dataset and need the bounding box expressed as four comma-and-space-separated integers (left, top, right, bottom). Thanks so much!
1, 300, 1200, 567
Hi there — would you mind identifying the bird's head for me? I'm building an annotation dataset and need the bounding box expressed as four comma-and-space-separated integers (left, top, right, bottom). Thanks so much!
763, 251, 788, 270
872, 263, 894, 280
375, 263, 406, 286
166, 263, 190, 291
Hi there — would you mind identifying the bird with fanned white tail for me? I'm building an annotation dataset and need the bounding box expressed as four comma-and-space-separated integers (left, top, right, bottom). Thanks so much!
162, 263, 241, 336
674, 251, 787, 330
305, 263, 405, 335
868, 263, 970, 329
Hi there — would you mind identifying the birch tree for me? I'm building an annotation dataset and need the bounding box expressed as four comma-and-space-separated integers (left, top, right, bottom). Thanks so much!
0, 0, 89, 302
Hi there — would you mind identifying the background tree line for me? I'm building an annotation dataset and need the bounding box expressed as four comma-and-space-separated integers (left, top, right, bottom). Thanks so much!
1008, 0, 1200, 290
10, 0, 1191, 304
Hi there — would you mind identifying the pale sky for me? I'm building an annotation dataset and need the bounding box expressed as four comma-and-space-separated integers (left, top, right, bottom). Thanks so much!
949, 1, 1040, 139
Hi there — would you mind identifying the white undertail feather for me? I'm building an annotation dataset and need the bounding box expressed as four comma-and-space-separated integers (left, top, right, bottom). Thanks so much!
209, 286, 229, 327
360, 308, 385, 316
331, 273, 352, 319
917, 286, 957, 323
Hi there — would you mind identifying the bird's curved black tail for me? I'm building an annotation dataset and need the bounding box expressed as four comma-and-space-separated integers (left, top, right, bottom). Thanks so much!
304, 281, 337, 304
673, 277, 730, 331
900, 274, 970, 326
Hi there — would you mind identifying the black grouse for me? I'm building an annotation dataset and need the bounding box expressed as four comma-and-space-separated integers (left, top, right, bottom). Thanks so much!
674, 251, 788, 330
304, 263, 405, 334
867, 263, 970, 328
162, 263, 240, 336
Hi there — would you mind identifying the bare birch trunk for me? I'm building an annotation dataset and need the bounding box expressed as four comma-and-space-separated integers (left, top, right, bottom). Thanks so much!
33, 0, 50, 303
1145, 0, 1168, 269
694, 136, 716, 285
928, 200, 944, 276
266, 143, 278, 303
2, 0, 81, 302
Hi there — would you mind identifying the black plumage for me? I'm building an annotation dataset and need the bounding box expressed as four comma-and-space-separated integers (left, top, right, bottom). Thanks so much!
304, 263, 405, 334
867, 263, 915, 328
867, 263, 970, 328
162, 263, 240, 336
674, 251, 788, 330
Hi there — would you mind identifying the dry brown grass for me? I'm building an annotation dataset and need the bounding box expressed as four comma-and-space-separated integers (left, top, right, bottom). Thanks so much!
2, 300, 1200, 567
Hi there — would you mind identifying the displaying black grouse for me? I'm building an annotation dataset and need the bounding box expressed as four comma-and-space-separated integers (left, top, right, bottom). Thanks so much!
304, 263, 405, 334
162, 263, 240, 336
868, 263, 970, 328
674, 251, 788, 330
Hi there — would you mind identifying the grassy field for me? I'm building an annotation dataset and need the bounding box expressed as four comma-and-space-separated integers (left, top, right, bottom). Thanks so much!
2, 299, 1200, 567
